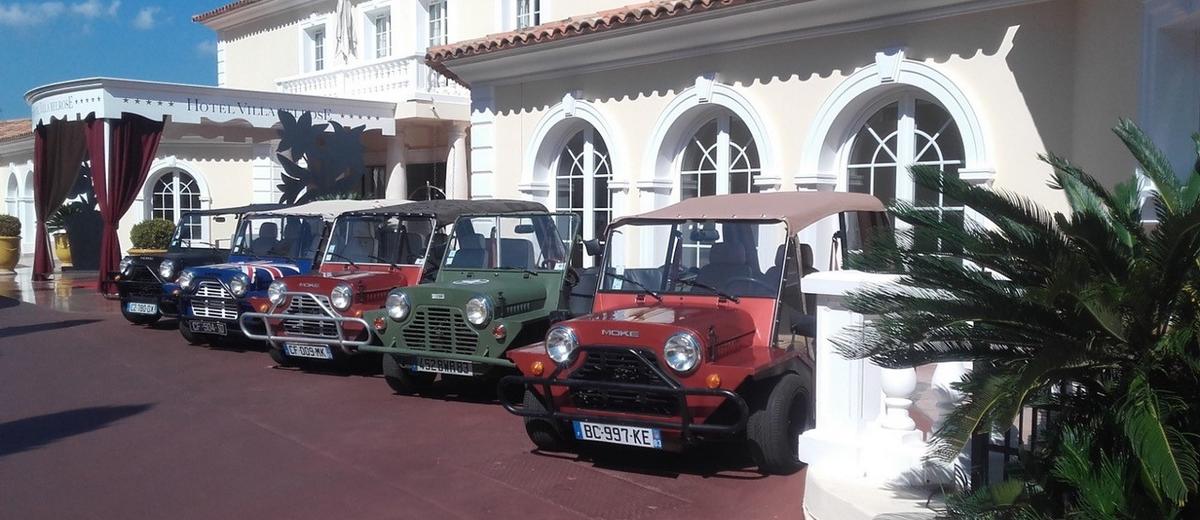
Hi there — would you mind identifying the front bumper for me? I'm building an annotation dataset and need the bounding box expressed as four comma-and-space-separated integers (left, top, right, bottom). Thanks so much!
498, 349, 749, 441
238, 291, 370, 355
358, 343, 518, 369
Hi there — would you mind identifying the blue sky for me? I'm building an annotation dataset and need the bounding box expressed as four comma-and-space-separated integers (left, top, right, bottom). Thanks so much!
0, 1, 220, 120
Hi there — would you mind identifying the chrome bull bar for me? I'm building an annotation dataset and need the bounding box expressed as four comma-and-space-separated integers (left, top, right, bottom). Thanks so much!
239, 291, 371, 354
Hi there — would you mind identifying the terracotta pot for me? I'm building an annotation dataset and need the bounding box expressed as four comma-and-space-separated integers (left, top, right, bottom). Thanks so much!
53, 233, 73, 267
0, 236, 20, 275
128, 248, 168, 255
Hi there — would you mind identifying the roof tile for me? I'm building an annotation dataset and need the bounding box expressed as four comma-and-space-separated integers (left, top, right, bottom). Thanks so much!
0, 119, 31, 143
192, 0, 265, 23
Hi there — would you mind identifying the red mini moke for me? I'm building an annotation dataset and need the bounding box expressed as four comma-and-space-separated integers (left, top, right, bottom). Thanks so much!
500, 192, 888, 474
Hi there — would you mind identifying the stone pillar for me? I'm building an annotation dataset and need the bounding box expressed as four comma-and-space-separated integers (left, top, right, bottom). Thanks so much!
385, 130, 407, 200
447, 123, 469, 199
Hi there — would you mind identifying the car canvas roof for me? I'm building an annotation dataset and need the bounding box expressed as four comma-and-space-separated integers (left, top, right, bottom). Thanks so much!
245, 199, 396, 220
616, 192, 886, 231
345, 199, 548, 227
183, 203, 285, 217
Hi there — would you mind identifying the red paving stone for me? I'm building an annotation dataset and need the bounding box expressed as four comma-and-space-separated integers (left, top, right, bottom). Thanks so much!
0, 295, 806, 519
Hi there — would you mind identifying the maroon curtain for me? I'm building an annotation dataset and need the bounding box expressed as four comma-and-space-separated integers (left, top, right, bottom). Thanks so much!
32, 119, 87, 281
85, 114, 164, 294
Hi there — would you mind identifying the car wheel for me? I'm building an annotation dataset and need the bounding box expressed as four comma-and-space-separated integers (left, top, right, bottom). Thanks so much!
268, 344, 297, 367
382, 354, 434, 394
178, 320, 205, 345
120, 305, 160, 325
747, 372, 809, 475
522, 389, 572, 452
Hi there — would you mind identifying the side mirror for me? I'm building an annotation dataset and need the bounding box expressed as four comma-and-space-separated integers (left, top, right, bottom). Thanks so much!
583, 239, 603, 257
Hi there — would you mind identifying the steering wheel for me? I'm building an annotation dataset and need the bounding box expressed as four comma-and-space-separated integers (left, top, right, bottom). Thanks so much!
723, 276, 776, 296
563, 267, 580, 287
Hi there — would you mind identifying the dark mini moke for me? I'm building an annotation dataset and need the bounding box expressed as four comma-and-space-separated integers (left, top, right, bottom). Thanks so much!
498, 192, 889, 475
115, 204, 280, 325
174, 200, 389, 346
238, 199, 546, 368
358, 208, 587, 394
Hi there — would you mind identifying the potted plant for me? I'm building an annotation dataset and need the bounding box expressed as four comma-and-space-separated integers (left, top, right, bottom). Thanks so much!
129, 219, 175, 255
0, 214, 20, 275
45, 203, 81, 267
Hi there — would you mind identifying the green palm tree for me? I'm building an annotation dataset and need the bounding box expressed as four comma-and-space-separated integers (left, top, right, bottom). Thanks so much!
838, 120, 1200, 518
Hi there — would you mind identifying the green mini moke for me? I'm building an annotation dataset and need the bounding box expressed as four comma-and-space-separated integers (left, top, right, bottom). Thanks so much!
358, 209, 589, 394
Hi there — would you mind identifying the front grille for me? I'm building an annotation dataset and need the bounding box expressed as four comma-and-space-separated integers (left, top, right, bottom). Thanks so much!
123, 265, 162, 297
500, 299, 544, 317
281, 294, 338, 338
568, 349, 679, 416
400, 306, 479, 356
191, 281, 239, 320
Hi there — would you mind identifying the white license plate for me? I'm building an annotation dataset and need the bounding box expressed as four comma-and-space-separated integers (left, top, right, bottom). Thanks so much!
284, 343, 333, 360
127, 302, 158, 315
410, 357, 472, 376
189, 320, 227, 336
572, 421, 663, 449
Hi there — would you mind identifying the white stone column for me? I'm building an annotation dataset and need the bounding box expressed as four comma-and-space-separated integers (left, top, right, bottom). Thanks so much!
447, 122, 469, 199
385, 130, 407, 200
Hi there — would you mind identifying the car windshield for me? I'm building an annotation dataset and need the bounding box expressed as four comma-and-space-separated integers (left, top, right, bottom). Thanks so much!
229, 215, 325, 260
167, 212, 240, 252
601, 219, 789, 299
442, 214, 575, 271
323, 215, 435, 265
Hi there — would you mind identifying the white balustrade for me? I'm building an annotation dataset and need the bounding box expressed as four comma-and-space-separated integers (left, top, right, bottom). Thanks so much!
276, 55, 469, 102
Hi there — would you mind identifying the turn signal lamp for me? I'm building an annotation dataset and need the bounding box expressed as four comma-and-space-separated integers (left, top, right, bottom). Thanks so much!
257, 302, 269, 313
172, 288, 181, 296
492, 323, 507, 341
373, 317, 387, 331
705, 373, 722, 389
530, 360, 545, 376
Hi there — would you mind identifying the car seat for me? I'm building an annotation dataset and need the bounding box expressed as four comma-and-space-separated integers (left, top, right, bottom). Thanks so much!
694, 242, 753, 290
499, 238, 535, 269
342, 221, 376, 260
250, 222, 278, 255
452, 233, 488, 268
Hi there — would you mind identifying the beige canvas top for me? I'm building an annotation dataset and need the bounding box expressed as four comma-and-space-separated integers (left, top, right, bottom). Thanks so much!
247, 199, 405, 221
616, 192, 886, 230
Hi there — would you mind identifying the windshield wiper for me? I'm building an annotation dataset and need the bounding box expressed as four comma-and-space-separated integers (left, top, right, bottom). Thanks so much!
603, 270, 663, 302
500, 266, 539, 277
325, 252, 359, 269
675, 277, 740, 303
367, 254, 402, 270
184, 240, 218, 249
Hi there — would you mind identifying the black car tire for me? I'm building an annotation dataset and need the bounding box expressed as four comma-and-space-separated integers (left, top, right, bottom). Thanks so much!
178, 319, 205, 345
522, 389, 572, 452
382, 354, 434, 394
746, 372, 810, 475
120, 305, 160, 325
268, 344, 297, 367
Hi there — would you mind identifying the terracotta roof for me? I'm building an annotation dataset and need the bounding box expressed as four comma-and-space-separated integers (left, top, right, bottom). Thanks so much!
426, 0, 762, 85
192, 0, 265, 23
0, 119, 31, 143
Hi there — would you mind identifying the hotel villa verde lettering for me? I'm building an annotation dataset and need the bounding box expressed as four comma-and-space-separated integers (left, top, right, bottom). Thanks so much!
185, 98, 338, 120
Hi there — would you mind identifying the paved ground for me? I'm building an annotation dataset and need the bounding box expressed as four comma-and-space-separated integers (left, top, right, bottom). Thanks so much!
0, 286, 805, 519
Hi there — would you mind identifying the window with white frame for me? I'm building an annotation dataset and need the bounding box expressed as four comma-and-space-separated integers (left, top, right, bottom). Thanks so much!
846, 95, 964, 252
517, 0, 540, 28
4, 174, 17, 223
677, 113, 760, 267
372, 11, 392, 59
555, 127, 611, 266
428, 0, 447, 47
308, 26, 326, 71
150, 170, 203, 240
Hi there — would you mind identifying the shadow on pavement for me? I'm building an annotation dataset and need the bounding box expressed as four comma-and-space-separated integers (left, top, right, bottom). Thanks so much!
535, 442, 774, 481
0, 319, 101, 339
0, 404, 154, 457
0, 296, 18, 310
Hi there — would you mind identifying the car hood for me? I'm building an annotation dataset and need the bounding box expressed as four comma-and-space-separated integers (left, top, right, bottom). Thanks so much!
187, 261, 305, 288
568, 305, 757, 352
399, 277, 551, 318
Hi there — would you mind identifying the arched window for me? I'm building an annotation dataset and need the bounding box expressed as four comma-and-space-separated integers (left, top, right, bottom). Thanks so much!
846, 95, 964, 251
555, 127, 612, 266
679, 114, 760, 200
21, 171, 33, 244
150, 170, 203, 240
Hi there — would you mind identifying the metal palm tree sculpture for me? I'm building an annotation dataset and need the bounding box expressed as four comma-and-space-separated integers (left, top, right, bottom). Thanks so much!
274, 110, 368, 204
838, 120, 1200, 518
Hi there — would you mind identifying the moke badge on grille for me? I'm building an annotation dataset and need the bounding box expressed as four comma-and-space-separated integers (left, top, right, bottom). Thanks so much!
601, 329, 639, 338
452, 279, 490, 285
432, 293, 446, 300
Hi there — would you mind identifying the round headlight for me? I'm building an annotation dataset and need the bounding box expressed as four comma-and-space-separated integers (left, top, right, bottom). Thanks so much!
545, 326, 578, 365
386, 292, 410, 321
119, 257, 133, 275
178, 270, 195, 291
663, 332, 701, 373
465, 295, 492, 327
331, 283, 353, 311
267, 281, 287, 305
158, 259, 176, 280
229, 274, 249, 297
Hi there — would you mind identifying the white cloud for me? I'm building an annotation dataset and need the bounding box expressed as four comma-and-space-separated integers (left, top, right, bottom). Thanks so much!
195, 39, 216, 56
0, 1, 118, 27
131, 5, 157, 30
